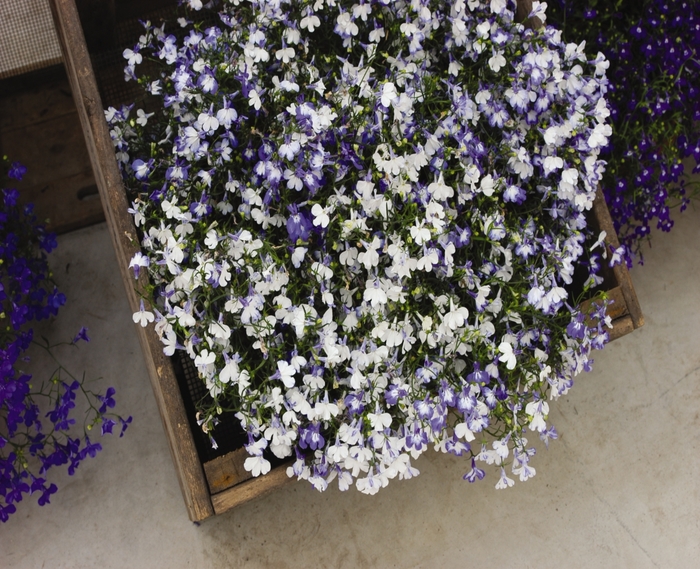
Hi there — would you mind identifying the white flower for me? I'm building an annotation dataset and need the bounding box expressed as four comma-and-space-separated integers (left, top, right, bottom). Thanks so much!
194, 349, 216, 368
587, 122, 612, 149
380, 82, 398, 107
427, 174, 454, 200
368, 412, 393, 430
525, 400, 550, 432
311, 203, 330, 228
498, 341, 517, 370
442, 300, 470, 330
543, 155, 564, 176
590, 230, 607, 253
244, 455, 271, 477
275, 360, 297, 388
490, 0, 507, 14
204, 229, 219, 249
123, 48, 142, 66
454, 422, 475, 442
300, 13, 321, 32
416, 247, 439, 272
313, 398, 340, 421
357, 237, 381, 269
132, 300, 154, 327
136, 108, 154, 126
291, 247, 307, 268
495, 467, 515, 489
488, 50, 507, 73
476, 21, 491, 39
479, 174, 495, 196
162, 330, 178, 356
128, 251, 150, 278
249, 89, 263, 110
410, 220, 431, 245
219, 358, 240, 384
197, 111, 219, 134
363, 279, 388, 308
275, 47, 295, 63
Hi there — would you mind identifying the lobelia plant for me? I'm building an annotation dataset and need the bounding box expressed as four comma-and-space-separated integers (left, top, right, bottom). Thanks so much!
0, 157, 131, 522
547, 0, 700, 264
108, 0, 616, 494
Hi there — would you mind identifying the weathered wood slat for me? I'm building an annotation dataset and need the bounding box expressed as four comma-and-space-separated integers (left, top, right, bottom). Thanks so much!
592, 187, 645, 331
211, 467, 294, 515
600, 286, 629, 321
19, 169, 104, 234
203, 448, 252, 495
608, 315, 635, 342
49, 0, 214, 522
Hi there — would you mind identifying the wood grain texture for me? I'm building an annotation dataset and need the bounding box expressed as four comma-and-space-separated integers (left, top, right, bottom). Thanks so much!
19, 169, 105, 234
608, 315, 635, 342
592, 187, 645, 332
515, 0, 542, 28
49, 0, 214, 522
203, 449, 253, 495
211, 466, 295, 516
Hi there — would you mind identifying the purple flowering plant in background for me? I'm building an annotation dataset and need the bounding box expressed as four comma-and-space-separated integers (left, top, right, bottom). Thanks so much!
0, 157, 131, 523
109, 0, 617, 494
548, 0, 700, 264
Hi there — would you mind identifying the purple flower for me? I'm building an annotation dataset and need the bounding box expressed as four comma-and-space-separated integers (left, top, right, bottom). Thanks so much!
98, 387, 117, 414
286, 204, 312, 243
503, 184, 526, 204
37, 483, 58, 507
566, 313, 587, 340
463, 459, 486, 483
299, 423, 325, 450
132, 158, 153, 180
119, 415, 133, 437
101, 418, 116, 435
165, 159, 189, 182
467, 363, 490, 385
413, 397, 434, 421
7, 162, 27, 181
345, 393, 365, 416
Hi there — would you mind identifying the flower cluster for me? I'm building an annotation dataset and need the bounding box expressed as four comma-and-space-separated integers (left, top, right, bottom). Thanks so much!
0, 158, 131, 522
110, 0, 613, 494
548, 0, 700, 263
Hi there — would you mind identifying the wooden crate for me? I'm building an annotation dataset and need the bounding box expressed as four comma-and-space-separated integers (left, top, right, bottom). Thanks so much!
586, 188, 644, 340
49, 0, 642, 522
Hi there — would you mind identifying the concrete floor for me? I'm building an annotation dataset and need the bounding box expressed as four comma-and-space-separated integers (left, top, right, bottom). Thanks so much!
0, 190, 697, 567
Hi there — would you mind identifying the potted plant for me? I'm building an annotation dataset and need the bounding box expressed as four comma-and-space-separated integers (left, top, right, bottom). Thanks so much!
99, 0, 629, 496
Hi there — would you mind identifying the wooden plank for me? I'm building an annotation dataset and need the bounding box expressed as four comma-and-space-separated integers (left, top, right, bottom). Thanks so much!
211, 466, 294, 516
600, 286, 629, 322
592, 187, 645, 331
608, 315, 635, 342
49, 0, 214, 522
515, 0, 543, 28
203, 449, 252, 495
0, 111, 92, 189
0, 69, 76, 132
18, 169, 105, 234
